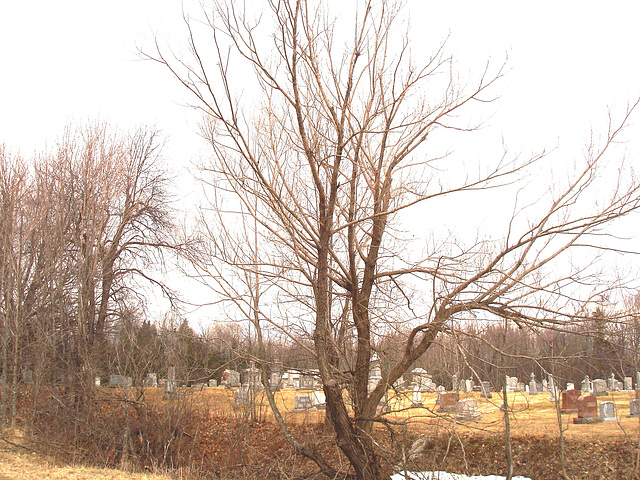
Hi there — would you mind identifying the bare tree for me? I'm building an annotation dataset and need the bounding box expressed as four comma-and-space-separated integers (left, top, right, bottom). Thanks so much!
154, 1, 640, 478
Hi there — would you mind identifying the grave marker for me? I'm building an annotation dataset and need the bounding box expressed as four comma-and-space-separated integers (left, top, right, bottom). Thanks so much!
573, 394, 601, 424
293, 393, 313, 411
437, 392, 459, 412
599, 401, 617, 422
560, 389, 581, 413
455, 399, 481, 421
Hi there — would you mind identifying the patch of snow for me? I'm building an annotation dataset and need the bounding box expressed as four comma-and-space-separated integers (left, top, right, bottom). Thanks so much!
391, 472, 533, 480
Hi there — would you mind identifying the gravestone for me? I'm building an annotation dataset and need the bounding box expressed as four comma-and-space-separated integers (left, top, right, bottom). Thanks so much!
293, 393, 313, 412
244, 364, 262, 392
560, 389, 581, 413
284, 370, 300, 388
592, 379, 607, 396
393, 375, 404, 389
465, 379, 474, 393
616, 381, 623, 391
22, 368, 34, 385
455, 399, 481, 421
208, 378, 218, 387
298, 374, 314, 390
529, 373, 538, 395
542, 379, 548, 392
412, 368, 434, 392
628, 399, 639, 417
599, 401, 617, 422
234, 385, 250, 406
581, 375, 591, 393
452, 374, 459, 392
94, 376, 101, 387
222, 369, 240, 388
607, 373, 616, 391
437, 392, 459, 412
312, 390, 326, 410
566, 382, 574, 391
269, 372, 282, 391
505, 376, 519, 392
411, 384, 423, 407
109, 374, 133, 388
164, 367, 178, 397
376, 392, 391, 415
144, 373, 158, 387
573, 394, 601, 424
480, 381, 492, 398
368, 360, 382, 393
637, 372, 640, 390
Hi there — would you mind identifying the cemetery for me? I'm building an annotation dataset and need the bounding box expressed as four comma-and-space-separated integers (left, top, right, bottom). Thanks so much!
102, 375, 638, 478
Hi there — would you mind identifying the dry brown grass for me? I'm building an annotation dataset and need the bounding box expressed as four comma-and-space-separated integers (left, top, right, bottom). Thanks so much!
0, 444, 172, 480
185, 386, 640, 439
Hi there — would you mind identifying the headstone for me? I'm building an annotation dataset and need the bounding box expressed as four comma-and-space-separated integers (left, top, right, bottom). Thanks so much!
529, 373, 538, 395
298, 374, 314, 390
505, 376, 519, 392
573, 394, 601, 424
165, 367, 177, 396
465, 379, 474, 393
244, 364, 263, 392
452, 374, 459, 392
293, 393, 313, 412
592, 379, 607, 396
616, 381, 623, 391
144, 373, 158, 387
222, 369, 240, 388
437, 392, 459, 412
636, 372, 640, 390
284, 370, 300, 388
607, 373, 616, 391
560, 389, 581, 413
312, 390, 326, 409
412, 368, 434, 392
599, 401, 618, 422
269, 372, 282, 391
480, 381, 492, 398
542, 379, 549, 392
581, 375, 591, 393
549, 375, 556, 402
208, 378, 218, 387
22, 368, 34, 385
234, 385, 250, 406
393, 375, 404, 389
566, 382, 574, 391
455, 399, 481, 421
94, 376, 101, 387
411, 384, 423, 407
109, 374, 133, 388
628, 399, 639, 417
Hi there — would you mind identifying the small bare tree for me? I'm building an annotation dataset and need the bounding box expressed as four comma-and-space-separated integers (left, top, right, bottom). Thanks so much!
154, 1, 640, 478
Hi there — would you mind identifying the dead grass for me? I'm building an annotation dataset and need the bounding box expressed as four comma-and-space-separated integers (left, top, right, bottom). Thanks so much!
184, 386, 640, 439
0, 443, 172, 480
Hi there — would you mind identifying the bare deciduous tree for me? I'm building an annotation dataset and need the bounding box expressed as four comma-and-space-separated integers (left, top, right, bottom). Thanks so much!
155, 1, 640, 478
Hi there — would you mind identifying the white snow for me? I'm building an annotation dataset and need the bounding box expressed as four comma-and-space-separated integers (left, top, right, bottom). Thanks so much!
391, 472, 533, 480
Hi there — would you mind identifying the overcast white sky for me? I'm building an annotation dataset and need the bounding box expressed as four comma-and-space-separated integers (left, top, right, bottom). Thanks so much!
1, 1, 640, 322
2, 2, 639, 159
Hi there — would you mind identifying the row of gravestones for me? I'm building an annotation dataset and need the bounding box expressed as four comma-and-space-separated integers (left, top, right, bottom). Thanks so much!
560, 388, 640, 423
